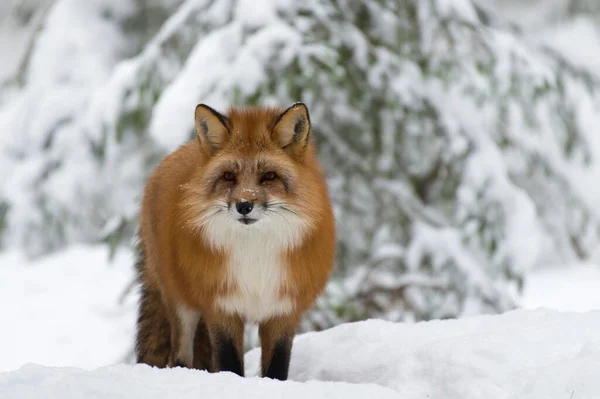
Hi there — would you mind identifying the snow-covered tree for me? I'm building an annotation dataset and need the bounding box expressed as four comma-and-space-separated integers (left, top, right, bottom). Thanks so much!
2, 0, 600, 331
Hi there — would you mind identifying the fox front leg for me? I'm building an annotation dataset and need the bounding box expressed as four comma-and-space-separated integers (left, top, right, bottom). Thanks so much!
258, 315, 298, 380
206, 313, 245, 377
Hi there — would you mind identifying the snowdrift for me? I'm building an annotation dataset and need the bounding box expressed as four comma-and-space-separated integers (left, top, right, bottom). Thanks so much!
2, 309, 600, 398
0, 246, 137, 373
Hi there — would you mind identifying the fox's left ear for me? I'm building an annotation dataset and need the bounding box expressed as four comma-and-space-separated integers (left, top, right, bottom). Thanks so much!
272, 102, 311, 155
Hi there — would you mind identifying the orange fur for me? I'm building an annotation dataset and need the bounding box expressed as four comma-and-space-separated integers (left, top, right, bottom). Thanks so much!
135, 103, 335, 379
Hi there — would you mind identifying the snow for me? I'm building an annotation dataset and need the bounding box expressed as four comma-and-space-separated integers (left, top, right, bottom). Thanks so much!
1, 244, 600, 398
0, 364, 400, 398
522, 264, 600, 313
261, 309, 600, 397
480, 0, 568, 30
0, 0, 54, 83
27, 0, 133, 86
535, 17, 600, 77
3, 306, 600, 398
3, 2, 600, 395
0, 245, 137, 373
434, 0, 479, 23
0, 0, 141, 255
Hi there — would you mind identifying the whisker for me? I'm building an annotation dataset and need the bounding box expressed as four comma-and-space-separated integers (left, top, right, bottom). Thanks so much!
269, 209, 293, 230
195, 205, 226, 226
265, 199, 304, 220
279, 206, 301, 218
213, 200, 229, 209
202, 210, 222, 223
265, 200, 287, 207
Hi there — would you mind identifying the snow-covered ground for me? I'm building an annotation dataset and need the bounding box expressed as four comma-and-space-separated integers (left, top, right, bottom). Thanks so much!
522, 263, 600, 313
0, 363, 402, 399
2, 245, 600, 397
0, 245, 138, 373
2, 308, 600, 398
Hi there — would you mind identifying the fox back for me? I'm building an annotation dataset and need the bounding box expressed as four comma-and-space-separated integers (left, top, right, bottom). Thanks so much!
135, 103, 336, 380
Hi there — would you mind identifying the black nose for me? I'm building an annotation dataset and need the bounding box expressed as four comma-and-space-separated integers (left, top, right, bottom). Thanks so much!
236, 201, 253, 215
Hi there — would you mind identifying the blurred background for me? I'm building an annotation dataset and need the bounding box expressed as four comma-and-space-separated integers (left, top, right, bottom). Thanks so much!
2, 0, 600, 373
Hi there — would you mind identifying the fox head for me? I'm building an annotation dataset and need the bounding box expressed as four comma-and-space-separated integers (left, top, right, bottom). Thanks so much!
182, 103, 325, 249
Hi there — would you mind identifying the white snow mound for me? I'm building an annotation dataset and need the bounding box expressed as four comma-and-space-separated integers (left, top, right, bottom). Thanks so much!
2, 309, 600, 398
0, 363, 399, 399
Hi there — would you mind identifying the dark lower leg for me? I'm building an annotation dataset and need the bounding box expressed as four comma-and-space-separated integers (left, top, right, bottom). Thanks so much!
215, 333, 244, 376
192, 316, 214, 371
259, 316, 298, 381
207, 314, 245, 377
263, 337, 293, 380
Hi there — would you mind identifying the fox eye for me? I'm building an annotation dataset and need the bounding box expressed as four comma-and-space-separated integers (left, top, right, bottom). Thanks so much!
223, 171, 236, 182
260, 171, 277, 183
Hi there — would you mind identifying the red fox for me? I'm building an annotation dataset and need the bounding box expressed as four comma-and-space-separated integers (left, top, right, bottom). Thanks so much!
134, 102, 336, 380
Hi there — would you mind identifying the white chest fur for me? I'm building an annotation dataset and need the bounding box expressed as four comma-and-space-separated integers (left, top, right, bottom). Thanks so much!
202, 208, 309, 323
217, 242, 293, 322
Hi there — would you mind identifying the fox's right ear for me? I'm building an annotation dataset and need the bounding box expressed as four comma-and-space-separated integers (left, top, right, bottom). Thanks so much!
194, 104, 230, 155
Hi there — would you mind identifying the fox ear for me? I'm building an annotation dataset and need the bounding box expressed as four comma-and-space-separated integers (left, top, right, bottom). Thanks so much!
272, 102, 311, 154
194, 104, 230, 154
